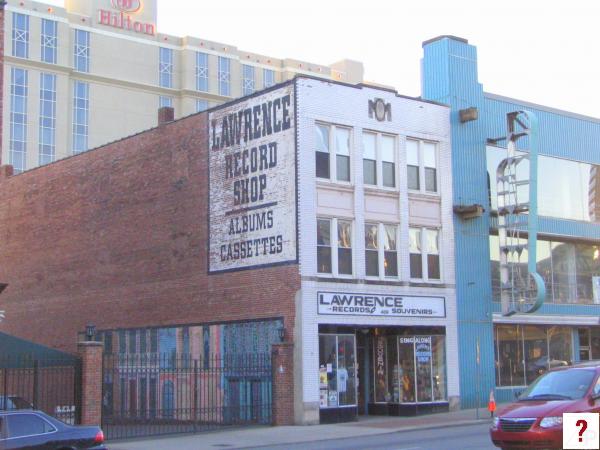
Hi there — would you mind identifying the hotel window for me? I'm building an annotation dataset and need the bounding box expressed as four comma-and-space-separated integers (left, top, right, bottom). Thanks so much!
317, 218, 353, 276
218, 56, 230, 96
159, 96, 173, 108
196, 52, 208, 92
12, 13, 29, 58
39, 73, 56, 166
410, 227, 441, 281
264, 68, 275, 88
242, 65, 255, 96
365, 223, 399, 278
196, 99, 208, 112
407, 139, 438, 193
315, 123, 351, 182
9, 68, 28, 173
41, 19, 57, 64
363, 132, 396, 188
74, 29, 89, 73
159, 47, 173, 88
72, 81, 89, 154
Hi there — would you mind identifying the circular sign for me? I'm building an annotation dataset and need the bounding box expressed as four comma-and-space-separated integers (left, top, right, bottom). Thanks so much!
111, 0, 142, 13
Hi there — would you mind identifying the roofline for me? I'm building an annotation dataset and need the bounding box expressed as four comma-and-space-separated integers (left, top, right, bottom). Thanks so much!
422, 35, 469, 48
484, 92, 600, 125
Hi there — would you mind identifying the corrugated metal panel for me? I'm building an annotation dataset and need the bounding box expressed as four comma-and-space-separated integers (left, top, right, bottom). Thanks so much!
423, 36, 600, 409
484, 95, 600, 164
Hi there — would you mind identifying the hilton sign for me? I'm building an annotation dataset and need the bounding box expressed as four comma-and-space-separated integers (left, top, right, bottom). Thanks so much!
98, 0, 156, 36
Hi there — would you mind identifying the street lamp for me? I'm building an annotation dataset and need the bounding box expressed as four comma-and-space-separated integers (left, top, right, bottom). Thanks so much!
85, 324, 96, 341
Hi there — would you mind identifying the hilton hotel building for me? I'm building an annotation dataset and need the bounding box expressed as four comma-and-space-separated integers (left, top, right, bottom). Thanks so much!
2, 0, 364, 172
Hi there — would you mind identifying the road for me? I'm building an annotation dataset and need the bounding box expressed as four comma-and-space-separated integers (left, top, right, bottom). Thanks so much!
249, 422, 495, 450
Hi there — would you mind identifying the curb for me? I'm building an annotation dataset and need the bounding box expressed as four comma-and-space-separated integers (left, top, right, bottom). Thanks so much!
238, 418, 492, 449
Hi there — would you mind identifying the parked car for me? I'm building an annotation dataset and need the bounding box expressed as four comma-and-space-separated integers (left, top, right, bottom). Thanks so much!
0, 410, 107, 449
0, 396, 33, 411
490, 362, 600, 449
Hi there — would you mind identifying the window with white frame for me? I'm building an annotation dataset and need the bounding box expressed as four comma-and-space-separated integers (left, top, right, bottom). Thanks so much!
39, 73, 56, 166
72, 81, 89, 154
218, 56, 230, 96
41, 19, 57, 64
159, 47, 173, 88
409, 227, 441, 280
365, 223, 399, 278
12, 13, 29, 58
159, 96, 173, 108
315, 123, 351, 182
74, 29, 89, 73
242, 65, 255, 96
9, 68, 28, 173
196, 99, 208, 112
264, 69, 275, 88
363, 132, 396, 188
407, 139, 438, 193
196, 52, 208, 92
317, 218, 353, 276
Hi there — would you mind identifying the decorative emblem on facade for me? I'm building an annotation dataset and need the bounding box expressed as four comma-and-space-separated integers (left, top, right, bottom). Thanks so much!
111, 0, 142, 13
368, 98, 392, 122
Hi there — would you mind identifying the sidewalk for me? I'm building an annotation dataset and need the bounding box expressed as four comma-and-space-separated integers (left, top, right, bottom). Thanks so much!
108, 407, 494, 450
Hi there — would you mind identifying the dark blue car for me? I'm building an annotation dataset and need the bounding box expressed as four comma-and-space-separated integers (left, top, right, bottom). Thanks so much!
0, 410, 107, 450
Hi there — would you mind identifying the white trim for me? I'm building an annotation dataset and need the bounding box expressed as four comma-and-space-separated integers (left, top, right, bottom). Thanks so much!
6, 5, 70, 24
493, 313, 600, 326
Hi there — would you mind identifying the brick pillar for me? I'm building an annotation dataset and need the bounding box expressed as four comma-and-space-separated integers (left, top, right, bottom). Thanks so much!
78, 341, 103, 426
271, 342, 294, 426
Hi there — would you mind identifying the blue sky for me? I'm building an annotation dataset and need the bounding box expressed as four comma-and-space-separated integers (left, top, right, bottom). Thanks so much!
44, 0, 600, 118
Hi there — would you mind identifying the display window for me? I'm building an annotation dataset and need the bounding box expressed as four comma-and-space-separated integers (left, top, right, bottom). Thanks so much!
494, 324, 574, 387
372, 335, 447, 404
318, 334, 357, 409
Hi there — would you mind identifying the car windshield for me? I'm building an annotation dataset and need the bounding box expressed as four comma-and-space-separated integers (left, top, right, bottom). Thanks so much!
519, 369, 596, 401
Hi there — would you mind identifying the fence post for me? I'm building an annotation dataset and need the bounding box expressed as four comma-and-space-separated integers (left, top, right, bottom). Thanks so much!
77, 341, 103, 426
32, 359, 39, 409
271, 342, 294, 426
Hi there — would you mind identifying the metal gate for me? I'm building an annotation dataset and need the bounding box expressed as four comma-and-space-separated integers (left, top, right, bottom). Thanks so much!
101, 352, 272, 440
0, 355, 82, 424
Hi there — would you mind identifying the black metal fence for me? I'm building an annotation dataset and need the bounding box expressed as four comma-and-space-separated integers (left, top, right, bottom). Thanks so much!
0, 355, 82, 425
102, 352, 272, 440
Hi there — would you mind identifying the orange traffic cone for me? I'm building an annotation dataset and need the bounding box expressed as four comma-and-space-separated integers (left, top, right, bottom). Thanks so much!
488, 390, 497, 418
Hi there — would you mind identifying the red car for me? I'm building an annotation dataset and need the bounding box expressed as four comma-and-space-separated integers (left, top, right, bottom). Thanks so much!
490, 362, 600, 450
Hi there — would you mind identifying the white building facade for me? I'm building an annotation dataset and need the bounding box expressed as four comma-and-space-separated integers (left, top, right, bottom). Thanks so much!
294, 78, 459, 424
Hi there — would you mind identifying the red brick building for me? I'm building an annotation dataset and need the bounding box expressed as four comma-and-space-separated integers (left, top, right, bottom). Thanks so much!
0, 101, 299, 352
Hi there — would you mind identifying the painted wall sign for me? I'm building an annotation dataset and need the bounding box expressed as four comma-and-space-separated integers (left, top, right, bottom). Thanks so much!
98, 0, 156, 35
317, 292, 446, 318
208, 84, 297, 273
368, 98, 392, 122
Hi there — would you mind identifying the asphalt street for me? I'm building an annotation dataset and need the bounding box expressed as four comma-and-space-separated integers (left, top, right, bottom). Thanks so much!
248, 422, 496, 450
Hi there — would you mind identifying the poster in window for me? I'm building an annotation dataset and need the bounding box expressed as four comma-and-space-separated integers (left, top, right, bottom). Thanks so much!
208, 84, 297, 273
320, 389, 328, 407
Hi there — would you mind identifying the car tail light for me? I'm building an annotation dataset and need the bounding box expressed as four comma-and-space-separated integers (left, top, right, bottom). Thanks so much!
94, 430, 104, 443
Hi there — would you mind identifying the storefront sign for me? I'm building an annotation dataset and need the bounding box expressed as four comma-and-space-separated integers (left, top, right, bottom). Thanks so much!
208, 85, 297, 273
98, 0, 156, 36
317, 292, 446, 318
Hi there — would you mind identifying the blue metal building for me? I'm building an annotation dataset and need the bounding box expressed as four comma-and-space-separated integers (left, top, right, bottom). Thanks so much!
421, 36, 600, 408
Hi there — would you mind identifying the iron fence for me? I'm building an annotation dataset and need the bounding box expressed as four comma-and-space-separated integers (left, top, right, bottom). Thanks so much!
102, 352, 272, 440
0, 355, 82, 425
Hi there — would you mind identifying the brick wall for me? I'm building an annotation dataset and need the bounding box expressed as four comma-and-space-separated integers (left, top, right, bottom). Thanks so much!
0, 109, 300, 352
